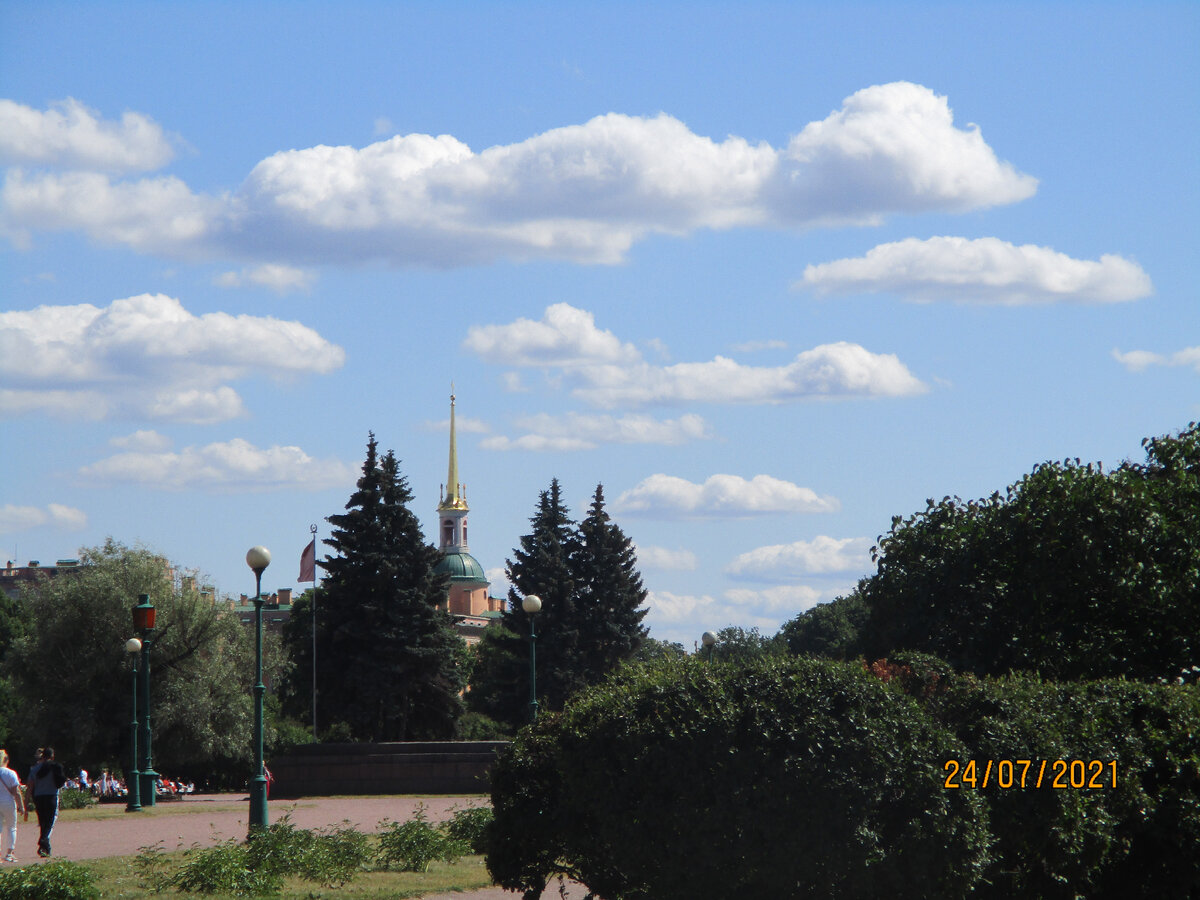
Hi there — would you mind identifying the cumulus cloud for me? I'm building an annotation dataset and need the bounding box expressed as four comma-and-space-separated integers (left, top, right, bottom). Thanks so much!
646, 589, 717, 623
574, 342, 926, 407
482, 412, 711, 451
0, 293, 345, 422
79, 436, 355, 492
0, 98, 174, 171
0, 503, 87, 534
464, 303, 640, 368
615, 473, 839, 518
634, 545, 699, 571
725, 536, 872, 581
214, 264, 316, 293
2, 170, 217, 252
1113, 347, 1200, 374
110, 429, 174, 452
773, 82, 1036, 224
801, 236, 1153, 304
724, 584, 823, 612
468, 303, 926, 406
2, 83, 1036, 266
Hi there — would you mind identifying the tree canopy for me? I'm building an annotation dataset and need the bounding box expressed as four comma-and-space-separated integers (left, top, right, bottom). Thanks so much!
4, 539, 273, 776
468, 480, 648, 728
282, 434, 469, 741
787, 423, 1200, 680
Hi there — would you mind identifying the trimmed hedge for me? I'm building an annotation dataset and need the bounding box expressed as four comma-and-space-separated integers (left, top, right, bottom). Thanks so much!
487, 656, 990, 899
487, 655, 1200, 899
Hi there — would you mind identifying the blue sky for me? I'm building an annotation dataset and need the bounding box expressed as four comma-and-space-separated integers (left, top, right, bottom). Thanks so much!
2, 2, 1197, 646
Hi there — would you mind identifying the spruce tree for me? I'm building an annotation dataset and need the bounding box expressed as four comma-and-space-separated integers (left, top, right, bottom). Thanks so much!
505, 478, 581, 712
469, 479, 649, 727
573, 484, 648, 679
287, 434, 468, 741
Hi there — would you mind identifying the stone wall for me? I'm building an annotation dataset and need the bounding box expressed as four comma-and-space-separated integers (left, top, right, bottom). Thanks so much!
268, 741, 507, 797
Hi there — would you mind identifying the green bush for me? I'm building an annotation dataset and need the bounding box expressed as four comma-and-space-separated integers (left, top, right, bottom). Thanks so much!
444, 804, 493, 855
378, 804, 467, 872
488, 656, 990, 899
57, 788, 95, 810
0, 859, 98, 900
299, 822, 371, 885
915, 672, 1200, 899
171, 841, 281, 896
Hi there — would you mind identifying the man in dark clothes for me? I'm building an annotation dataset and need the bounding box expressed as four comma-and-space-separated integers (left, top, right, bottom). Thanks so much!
28, 747, 65, 857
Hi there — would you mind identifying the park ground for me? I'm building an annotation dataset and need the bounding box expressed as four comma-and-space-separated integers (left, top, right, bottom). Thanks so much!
3, 794, 586, 899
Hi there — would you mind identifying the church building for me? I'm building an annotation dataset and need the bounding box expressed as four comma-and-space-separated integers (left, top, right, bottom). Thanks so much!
433, 393, 503, 642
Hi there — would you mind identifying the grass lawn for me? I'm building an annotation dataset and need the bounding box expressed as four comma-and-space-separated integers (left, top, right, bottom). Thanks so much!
79, 848, 495, 898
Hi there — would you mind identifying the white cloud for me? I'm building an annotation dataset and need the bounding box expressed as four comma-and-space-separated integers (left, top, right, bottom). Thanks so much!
646, 589, 716, 623
79, 437, 355, 492
0, 503, 87, 534
574, 342, 926, 407
2, 83, 1035, 267
485, 567, 511, 598
468, 303, 926, 407
110, 429, 174, 451
214, 264, 316, 294
482, 412, 711, 451
2, 170, 216, 252
801, 236, 1152, 304
0, 293, 345, 422
634, 545, 699, 571
464, 303, 640, 368
773, 82, 1036, 224
0, 98, 174, 172
615, 473, 839, 518
724, 584, 823, 612
726, 536, 872, 581
1113, 347, 1200, 374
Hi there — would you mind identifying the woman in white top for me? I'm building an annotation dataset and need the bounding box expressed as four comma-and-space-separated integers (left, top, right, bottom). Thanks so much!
0, 750, 27, 863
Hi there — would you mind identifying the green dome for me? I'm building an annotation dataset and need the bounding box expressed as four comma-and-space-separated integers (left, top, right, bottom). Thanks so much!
435, 550, 488, 583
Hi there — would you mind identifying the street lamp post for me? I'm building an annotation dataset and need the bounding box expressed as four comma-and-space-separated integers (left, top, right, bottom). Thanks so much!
133, 595, 158, 806
246, 545, 272, 833
522, 594, 542, 722
701, 631, 716, 664
125, 637, 143, 812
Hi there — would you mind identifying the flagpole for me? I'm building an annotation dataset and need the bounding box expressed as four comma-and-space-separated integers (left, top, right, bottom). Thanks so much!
308, 523, 318, 741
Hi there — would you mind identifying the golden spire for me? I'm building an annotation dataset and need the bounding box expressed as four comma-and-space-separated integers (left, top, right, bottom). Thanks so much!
439, 389, 467, 511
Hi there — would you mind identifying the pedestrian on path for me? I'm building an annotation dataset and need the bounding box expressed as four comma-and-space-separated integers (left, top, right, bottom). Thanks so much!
28, 746, 65, 857
0, 750, 26, 863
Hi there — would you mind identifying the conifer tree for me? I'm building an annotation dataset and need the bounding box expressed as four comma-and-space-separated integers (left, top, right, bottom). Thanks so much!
468, 479, 649, 727
572, 484, 648, 680
286, 434, 468, 741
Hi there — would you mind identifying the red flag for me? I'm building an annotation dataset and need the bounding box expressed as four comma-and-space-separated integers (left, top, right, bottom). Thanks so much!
299, 538, 316, 583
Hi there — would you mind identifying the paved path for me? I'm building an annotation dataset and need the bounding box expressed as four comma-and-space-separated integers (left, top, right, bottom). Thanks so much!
5, 794, 588, 898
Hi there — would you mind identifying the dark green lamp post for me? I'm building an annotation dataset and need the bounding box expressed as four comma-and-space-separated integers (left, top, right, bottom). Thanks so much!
124, 637, 143, 812
246, 545, 271, 833
133, 595, 158, 806
522, 594, 541, 722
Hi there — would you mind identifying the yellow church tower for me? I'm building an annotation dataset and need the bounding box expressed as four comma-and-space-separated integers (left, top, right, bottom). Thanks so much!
433, 392, 496, 623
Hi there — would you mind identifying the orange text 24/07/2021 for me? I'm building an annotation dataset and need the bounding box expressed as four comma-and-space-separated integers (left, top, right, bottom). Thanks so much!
943, 759, 1118, 789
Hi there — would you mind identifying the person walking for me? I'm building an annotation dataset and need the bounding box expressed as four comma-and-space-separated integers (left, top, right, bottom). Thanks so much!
28, 747, 65, 857
0, 750, 26, 863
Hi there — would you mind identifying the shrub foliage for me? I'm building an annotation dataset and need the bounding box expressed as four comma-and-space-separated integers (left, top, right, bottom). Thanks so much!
487, 656, 990, 899
488, 655, 1200, 899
